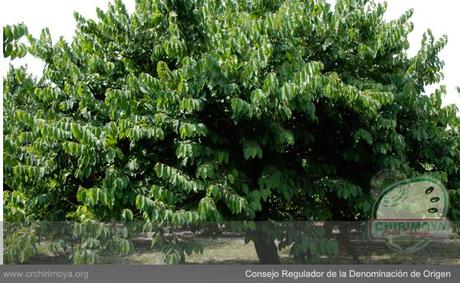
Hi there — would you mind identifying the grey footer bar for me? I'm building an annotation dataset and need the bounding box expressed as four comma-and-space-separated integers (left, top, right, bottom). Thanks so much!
1, 265, 459, 283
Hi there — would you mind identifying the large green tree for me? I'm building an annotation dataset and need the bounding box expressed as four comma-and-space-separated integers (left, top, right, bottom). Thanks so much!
3, 0, 460, 264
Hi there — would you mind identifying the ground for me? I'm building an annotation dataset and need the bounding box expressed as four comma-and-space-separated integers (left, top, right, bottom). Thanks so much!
27, 236, 460, 265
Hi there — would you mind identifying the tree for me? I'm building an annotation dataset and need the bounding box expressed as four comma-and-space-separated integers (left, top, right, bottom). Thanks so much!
3, 0, 460, 264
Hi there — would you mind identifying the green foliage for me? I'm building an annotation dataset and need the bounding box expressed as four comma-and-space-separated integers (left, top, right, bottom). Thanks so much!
3, 23, 29, 59
3, 0, 460, 264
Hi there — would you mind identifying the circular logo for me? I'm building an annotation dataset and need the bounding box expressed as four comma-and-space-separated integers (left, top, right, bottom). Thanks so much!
371, 177, 450, 252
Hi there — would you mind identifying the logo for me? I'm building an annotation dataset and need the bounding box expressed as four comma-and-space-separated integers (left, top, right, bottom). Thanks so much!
370, 177, 451, 252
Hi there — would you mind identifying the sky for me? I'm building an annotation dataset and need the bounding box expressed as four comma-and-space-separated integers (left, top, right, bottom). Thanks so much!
0, 1, 460, 220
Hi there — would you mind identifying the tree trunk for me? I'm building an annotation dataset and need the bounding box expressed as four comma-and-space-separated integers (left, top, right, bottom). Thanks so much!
253, 223, 280, 264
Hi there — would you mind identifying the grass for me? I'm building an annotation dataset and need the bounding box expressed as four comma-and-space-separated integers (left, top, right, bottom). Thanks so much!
106, 237, 460, 265
111, 237, 266, 265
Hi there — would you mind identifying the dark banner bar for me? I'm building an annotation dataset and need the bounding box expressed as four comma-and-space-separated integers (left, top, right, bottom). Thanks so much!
1, 265, 459, 283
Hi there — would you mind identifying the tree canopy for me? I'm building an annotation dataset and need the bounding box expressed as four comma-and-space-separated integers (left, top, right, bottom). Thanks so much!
3, 0, 460, 264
